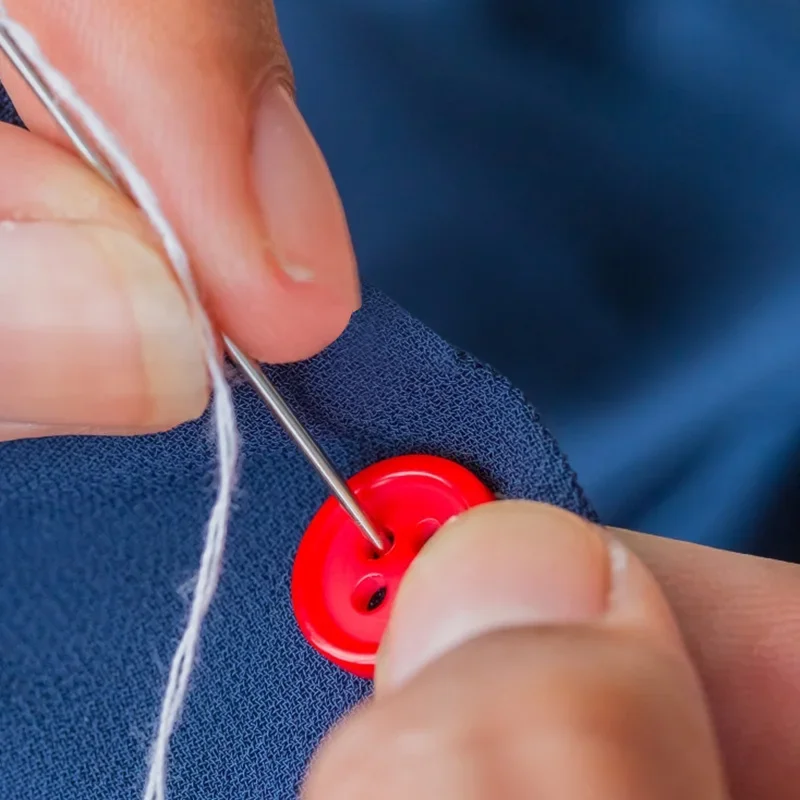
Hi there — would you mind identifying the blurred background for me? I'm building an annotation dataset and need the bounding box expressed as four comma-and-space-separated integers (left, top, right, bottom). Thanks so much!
275, 0, 800, 560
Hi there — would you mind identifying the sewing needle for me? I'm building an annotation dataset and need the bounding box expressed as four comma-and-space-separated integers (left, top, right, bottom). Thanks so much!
0, 31, 391, 554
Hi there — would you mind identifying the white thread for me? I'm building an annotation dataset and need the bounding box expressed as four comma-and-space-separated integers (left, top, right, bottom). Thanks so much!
0, 9, 239, 800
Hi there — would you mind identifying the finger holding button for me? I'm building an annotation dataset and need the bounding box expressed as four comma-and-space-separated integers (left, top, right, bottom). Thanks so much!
303, 501, 729, 800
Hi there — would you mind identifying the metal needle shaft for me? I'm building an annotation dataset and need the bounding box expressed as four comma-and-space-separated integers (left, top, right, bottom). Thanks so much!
225, 340, 390, 552
0, 29, 117, 185
0, 30, 390, 554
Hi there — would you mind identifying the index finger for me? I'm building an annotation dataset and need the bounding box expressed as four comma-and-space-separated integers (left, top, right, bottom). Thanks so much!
1, 0, 360, 363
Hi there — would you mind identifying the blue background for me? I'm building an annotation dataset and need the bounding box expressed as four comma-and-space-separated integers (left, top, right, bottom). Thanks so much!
275, 0, 800, 558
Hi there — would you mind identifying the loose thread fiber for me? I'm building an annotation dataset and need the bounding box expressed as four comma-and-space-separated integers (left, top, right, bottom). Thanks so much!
0, 8, 240, 800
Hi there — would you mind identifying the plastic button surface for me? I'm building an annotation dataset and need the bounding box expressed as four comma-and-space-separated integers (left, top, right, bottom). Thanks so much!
291, 455, 494, 678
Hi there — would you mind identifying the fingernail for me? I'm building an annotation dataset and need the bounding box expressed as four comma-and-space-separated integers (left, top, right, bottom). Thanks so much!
378, 502, 623, 690
251, 83, 360, 308
0, 222, 208, 429
94, 227, 209, 428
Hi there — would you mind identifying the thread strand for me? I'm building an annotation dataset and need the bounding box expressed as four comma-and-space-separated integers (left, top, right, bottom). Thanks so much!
0, 8, 240, 799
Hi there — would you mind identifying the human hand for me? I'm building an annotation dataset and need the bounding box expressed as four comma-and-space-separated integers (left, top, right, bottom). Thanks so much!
0, 0, 358, 441
304, 501, 800, 799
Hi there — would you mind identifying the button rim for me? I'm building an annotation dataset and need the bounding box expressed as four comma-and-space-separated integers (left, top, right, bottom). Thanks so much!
291, 454, 494, 679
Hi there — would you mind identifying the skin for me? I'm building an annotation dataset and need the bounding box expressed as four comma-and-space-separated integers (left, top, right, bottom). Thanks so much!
305, 503, 800, 800
1, 0, 359, 439
1, 3, 798, 797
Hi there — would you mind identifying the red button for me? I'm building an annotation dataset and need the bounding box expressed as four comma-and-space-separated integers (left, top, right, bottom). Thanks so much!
291, 455, 494, 678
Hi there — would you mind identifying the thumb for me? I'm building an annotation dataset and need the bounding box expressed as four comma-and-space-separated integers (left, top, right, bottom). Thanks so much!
304, 502, 730, 799
2, 0, 359, 362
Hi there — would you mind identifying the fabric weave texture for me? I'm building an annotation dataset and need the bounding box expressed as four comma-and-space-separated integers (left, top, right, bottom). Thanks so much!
0, 84, 19, 127
0, 269, 595, 798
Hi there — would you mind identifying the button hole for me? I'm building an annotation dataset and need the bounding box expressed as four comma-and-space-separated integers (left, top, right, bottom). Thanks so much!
369, 531, 395, 560
412, 518, 441, 553
366, 586, 387, 612
352, 574, 389, 614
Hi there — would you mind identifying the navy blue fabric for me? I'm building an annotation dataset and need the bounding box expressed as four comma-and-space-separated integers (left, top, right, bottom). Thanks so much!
0, 86, 20, 127
274, 0, 800, 555
0, 285, 594, 798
